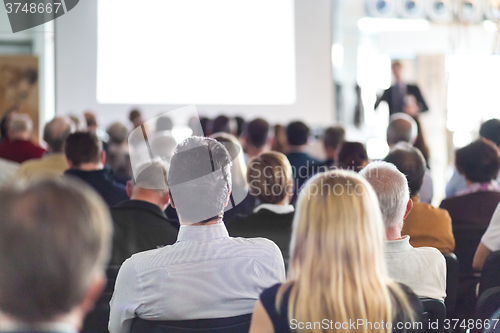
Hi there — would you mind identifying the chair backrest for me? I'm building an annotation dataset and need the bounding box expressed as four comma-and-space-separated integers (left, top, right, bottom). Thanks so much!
479, 251, 500, 296
452, 224, 488, 277
81, 265, 121, 333
483, 308, 500, 333
443, 253, 459, 316
420, 298, 446, 333
475, 287, 500, 321
130, 314, 252, 333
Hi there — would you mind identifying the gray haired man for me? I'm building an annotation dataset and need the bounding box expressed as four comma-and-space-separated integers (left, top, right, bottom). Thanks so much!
360, 161, 446, 301
109, 137, 285, 333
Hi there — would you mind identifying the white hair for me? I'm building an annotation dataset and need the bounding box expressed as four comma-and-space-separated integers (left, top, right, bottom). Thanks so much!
359, 161, 409, 229
8, 114, 32, 134
387, 113, 418, 145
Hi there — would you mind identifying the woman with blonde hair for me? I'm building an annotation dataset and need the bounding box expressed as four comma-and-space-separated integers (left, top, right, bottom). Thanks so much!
249, 170, 422, 333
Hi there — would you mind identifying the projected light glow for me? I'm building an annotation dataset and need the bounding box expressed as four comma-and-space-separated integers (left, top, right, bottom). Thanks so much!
97, 0, 296, 105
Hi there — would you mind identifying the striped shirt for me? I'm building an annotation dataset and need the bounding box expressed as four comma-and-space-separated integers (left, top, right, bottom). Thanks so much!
109, 222, 285, 333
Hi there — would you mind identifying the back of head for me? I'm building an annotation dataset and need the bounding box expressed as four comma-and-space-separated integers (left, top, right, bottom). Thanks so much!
83, 112, 97, 129
132, 161, 169, 193
245, 118, 269, 149
156, 116, 173, 133
106, 122, 129, 145
247, 152, 292, 204
384, 143, 426, 197
480, 118, 500, 147
168, 136, 232, 224
234, 116, 245, 138
286, 170, 413, 329
43, 117, 72, 153
456, 140, 500, 183
0, 178, 112, 324
286, 121, 309, 146
337, 142, 368, 172
323, 126, 345, 149
211, 115, 232, 134
359, 161, 410, 229
8, 113, 32, 139
65, 131, 102, 167
128, 109, 142, 122
386, 113, 418, 146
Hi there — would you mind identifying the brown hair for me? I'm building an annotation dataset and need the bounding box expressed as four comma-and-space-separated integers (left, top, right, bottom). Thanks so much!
65, 131, 102, 167
0, 178, 112, 323
247, 151, 293, 204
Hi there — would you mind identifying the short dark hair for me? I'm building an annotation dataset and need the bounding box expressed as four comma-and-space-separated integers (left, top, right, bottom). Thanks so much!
480, 119, 500, 147
338, 142, 368, 172
83, 112, 97, 128
65, 132, 102, 167
245, 118, 269, 149
384, 143, 426, 197
234, 116, 245, 137
0, 178, 111, 323
323, 126, 345, 149
286, 121, 309, 146
456, 140, 500, 183
211, 115, 231, 134
168, 137, 232, 223
129, 109, 142, 122
156, 116, 173, 132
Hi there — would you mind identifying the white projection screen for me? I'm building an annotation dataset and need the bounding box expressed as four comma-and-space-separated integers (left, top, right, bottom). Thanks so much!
55, 0, 334, 125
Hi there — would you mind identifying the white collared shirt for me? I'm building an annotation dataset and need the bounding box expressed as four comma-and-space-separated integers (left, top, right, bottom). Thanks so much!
253, 204, 294, 214
384, 236, 447, 300
109, 223, 285, 333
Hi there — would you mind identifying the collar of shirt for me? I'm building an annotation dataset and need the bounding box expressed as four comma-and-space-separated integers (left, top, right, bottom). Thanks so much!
253, 204, 294, 214
177, 223, 229, 242
384, 235, 412, 253
457, 180, 500, 196
0, 321, 78, 333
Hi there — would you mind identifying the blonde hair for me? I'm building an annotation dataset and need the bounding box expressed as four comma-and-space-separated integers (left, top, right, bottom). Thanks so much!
247, 151, 293, 204
278, 170, 415, 333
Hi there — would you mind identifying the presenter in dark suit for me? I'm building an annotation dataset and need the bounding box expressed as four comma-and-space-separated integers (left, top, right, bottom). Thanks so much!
375, 61, 428, 116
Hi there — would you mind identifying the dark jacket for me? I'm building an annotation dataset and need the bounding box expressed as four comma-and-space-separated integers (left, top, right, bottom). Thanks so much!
375, 84, 428, 115
227, 207, 294, 264
439, 191, 500, 227
64, 168, 128, 207
110, 200, 178, 265
286, 152, 322, 201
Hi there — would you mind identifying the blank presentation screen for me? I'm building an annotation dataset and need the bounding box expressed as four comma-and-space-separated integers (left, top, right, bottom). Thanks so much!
97, 0, 296, 105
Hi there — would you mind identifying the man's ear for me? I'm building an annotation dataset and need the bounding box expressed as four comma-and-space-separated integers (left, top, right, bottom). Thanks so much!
66, 159, 74, 169
126, 181, 133, 198
100, 151, 106, 165
403, 198, 413, 219
168, 191, 175, 209
223, 189, 232, 208
76, 272, 106, 327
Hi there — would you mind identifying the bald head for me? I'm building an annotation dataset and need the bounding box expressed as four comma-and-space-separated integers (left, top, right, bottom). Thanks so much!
386, 113, 418, 147
44, 117, 72, 153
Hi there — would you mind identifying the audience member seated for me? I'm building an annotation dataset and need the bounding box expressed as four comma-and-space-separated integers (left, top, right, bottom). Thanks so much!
211, 115, 235, 135
440, 140, 500, 227
285, 121, 321, 196
360, 161, 447, 300
0, 109, 16, 143
271, 124, 288, 154
211, 132, 255, 223
387, 113, 433, 204
84, 111, 108, 152
385, 143, 454, 253
446, 118, 500, 198
337, 141, 368, 172
249, 170, 422, 333
243, 118, 270, 160
109, 137, 285, 333
16, 117, 72, 180
0, 158, 19, 186
110, 161, 178, 266
234, 116, 245, 138
105, 122, 132, 185
228, 152, 294, 264
64, 131, 128, 206
155, 115, 173, 133
322, 125, 345, 168
0, 178, 112, 333
0, 114, 45, 163
474, 203, 500, 271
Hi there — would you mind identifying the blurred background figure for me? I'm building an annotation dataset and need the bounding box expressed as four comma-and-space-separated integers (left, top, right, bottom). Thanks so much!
337, 141, 368, 172
271, 124, 288, 154
129, 109, 144, 129
322, 125, 345, 168
234, 116, 245, 138
106, 122, 132, 185
16, 116, 72, 180
0, 113, 45, 163
243, 118, 270, 161
211, 115, 235, 135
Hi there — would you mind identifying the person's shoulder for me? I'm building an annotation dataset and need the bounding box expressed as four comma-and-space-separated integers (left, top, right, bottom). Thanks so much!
123, 244, 175, 270
414, 200, 450, 218
230, 236, 282, 256
411, 246, 445, 262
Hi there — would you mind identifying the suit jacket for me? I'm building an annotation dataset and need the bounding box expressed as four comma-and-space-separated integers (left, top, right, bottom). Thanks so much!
64, 168, 128, 207
440, 191, 500, 227
110, 200, 178, 265
227, 207, 294, 264
375, 84, 428, 115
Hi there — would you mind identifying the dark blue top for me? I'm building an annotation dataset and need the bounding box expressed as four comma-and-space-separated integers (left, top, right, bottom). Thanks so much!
64, 168, 128, 207
261, 283, 423, 333
285, 152, 322, 202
